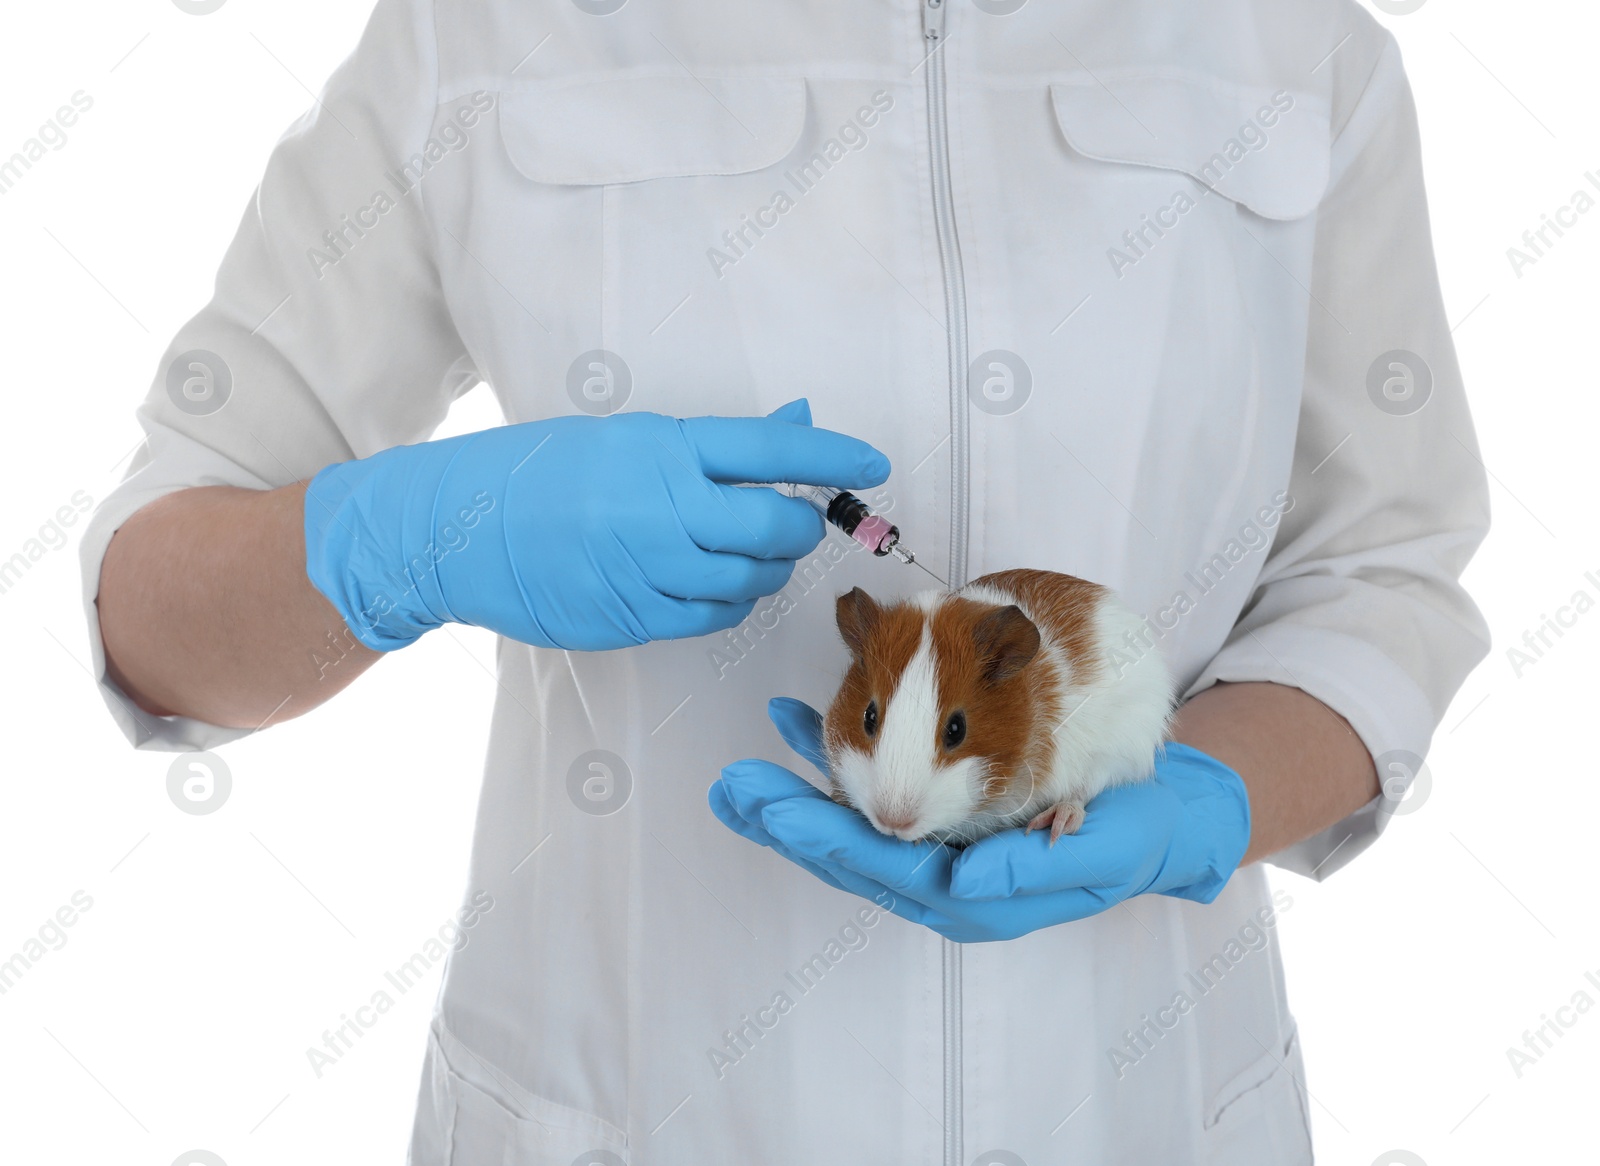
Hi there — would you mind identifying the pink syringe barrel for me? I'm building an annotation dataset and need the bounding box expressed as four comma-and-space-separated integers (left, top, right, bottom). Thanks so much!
851, 513, 899, 555
793, 486, 903, 556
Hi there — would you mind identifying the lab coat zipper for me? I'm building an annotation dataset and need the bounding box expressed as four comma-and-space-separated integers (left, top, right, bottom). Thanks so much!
921, 1, 971, 1164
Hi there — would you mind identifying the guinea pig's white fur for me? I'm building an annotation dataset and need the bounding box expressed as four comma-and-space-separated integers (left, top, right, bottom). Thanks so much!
826, 575, 1174, 845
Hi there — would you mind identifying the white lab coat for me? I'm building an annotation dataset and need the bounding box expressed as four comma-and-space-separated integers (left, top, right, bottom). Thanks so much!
79, 0, 1491, 1162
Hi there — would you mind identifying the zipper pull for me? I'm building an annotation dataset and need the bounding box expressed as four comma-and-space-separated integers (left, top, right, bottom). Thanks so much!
923, 0, 945, 43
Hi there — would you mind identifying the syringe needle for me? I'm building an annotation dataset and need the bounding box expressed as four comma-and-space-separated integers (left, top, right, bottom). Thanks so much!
906, 554, 949, 588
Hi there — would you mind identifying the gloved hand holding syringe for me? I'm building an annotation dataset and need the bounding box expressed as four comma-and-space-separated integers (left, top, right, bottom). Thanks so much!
302, 395, 928, 654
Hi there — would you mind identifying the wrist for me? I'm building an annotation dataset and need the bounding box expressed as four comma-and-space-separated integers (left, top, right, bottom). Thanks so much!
303, 440, 462, 651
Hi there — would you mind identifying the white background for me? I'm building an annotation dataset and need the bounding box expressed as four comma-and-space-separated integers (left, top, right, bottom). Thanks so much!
0, 1, 1593, 1163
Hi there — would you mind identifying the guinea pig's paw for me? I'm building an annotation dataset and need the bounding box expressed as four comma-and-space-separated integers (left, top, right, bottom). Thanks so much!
1025, 801, 1085, 847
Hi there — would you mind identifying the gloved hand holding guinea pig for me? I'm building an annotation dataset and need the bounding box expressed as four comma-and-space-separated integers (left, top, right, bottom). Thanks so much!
708, 569, 1252, 943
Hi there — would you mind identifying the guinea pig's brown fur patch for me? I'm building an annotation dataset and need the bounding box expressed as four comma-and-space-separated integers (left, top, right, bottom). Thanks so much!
971, 568, 1107, 686
823, 589, 927, 768
930, 595, 1060, 811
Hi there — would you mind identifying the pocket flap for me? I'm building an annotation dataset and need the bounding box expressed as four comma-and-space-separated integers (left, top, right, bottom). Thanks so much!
497, 76, 807, 185
1204, 1022, 1309, 1131
1050, 76, 1331, 220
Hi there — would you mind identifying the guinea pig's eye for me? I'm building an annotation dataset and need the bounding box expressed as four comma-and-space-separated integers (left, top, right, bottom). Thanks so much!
863, 700, 879, 737
942, 710, 967, 751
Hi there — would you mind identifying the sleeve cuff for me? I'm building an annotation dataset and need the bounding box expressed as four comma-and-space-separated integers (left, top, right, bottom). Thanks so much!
1179, 622, 1437, 881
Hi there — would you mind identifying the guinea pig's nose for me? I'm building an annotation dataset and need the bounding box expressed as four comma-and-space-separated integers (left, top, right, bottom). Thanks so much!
875, 808, 921, 836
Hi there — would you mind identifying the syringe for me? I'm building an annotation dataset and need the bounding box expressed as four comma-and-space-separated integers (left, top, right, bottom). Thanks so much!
791, 485, 916, 566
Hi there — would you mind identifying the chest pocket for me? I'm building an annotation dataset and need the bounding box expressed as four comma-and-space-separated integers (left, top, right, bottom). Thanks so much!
1011, 74, 1331, 591
1049, 73, 1331, 221
482, 75, 812, 421
495, 75, 807, 185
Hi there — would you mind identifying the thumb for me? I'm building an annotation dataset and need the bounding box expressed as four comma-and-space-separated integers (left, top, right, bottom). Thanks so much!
766, 398, 813, 426
768, 697, 830, 779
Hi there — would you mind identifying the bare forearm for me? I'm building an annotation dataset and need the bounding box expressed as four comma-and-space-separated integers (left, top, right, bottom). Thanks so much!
97, 483, 378, 729
1169, 680, 1379, 866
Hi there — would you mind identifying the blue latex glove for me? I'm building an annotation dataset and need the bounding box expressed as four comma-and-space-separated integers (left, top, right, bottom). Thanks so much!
304, 400, 888, 651
709, 698, 1252, 943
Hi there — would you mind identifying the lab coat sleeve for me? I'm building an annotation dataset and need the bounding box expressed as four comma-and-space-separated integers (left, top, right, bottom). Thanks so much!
78, 0, 475, 751
1179, 31, 1492, 879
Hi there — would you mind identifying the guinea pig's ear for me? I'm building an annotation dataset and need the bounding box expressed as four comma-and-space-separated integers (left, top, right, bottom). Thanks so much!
974, 605, 1040, 683
836, 587, 882, 658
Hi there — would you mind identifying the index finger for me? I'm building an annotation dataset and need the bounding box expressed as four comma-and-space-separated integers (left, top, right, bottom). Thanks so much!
680, 416, 891, 488
760, 798, 954, 899
710, 780, 859, 897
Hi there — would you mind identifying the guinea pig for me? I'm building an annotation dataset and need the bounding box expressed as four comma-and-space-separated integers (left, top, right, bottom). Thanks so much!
821, 568, 1174, 846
